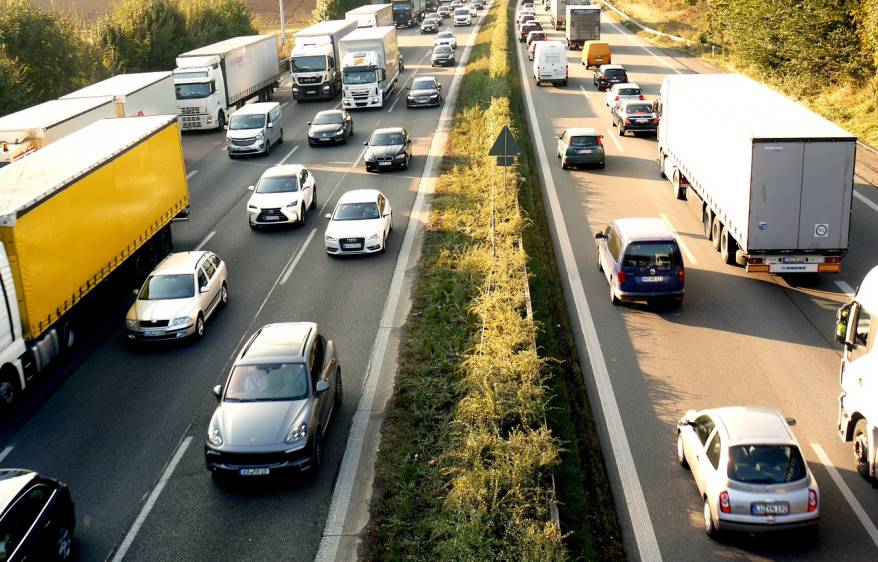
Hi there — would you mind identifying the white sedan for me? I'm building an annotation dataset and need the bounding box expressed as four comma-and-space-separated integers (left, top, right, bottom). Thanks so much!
325, 189, 393, 255
605, 82, 643, 111
434, 31, 457, 50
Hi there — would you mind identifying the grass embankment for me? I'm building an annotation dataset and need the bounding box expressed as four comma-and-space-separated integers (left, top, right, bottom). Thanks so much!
363, 1, 625, 560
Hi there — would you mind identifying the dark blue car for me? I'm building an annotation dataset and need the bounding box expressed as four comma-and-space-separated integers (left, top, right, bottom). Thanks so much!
595, 218, 685, 308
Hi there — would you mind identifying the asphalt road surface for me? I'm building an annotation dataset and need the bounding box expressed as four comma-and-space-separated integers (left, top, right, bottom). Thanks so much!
519, 4, 878, 561
0, 16, 482, 562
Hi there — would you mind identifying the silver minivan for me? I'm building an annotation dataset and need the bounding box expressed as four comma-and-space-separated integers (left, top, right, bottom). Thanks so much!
226, 102, 283, 158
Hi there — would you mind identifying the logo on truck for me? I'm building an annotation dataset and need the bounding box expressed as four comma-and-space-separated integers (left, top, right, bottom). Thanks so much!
814, 223, 829, 238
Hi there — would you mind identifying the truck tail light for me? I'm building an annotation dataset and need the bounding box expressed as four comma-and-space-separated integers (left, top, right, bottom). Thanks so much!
719, 491, 731, 513
826, 256, 842, 264
617, 269, 626, 285
808, 489, 818, 512
748, 257, 763, 265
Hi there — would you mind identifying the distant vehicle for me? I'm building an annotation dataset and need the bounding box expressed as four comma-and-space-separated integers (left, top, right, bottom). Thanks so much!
527, 39, 542, 61
519, 20, 542, 41
435, 31, 457, 49
581, 40, 611, 68
431, 44, 456, 66
677, 407, 819, 537
593, 63, 627, 90
565, 5, 600, 50
407, 76, 444, 108
420, 17, 439, 32
437, 5, 451, 17
605, 82, 643, 110
533, 40, 568, 86
468, 4, 478, 16
450, 0, 462, 7
454, 7, 472, 25
549, 0, 589, 30
612, 100, 658, 136
363, 127, 412, 171
246, 165, 317, 229
473, 1, 484, 9
392, 0, 429, 28
308, 109, 353, 145
595, 218, 684, 307
518, 13, 535, 26
555, 127, 604, 169
205, 322, 342, 477
226, 102, 283, 158
526, 30, 546, 49
325, 189, 394, 255
289, 20, 358, 101
0, 469, 75, 561
516, 7, 534, 22
345, 3, 394, 28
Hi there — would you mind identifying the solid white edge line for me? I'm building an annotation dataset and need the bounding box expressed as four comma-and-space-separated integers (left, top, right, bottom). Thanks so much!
186, 170, 199, 180
314, 19, 482, 562
659, 214, 698, 265
194, 231, 215, 251
0, 445, 13, 463
280, 228, 317, 285
111, 436, 193, 562
276, 145, 299, 166
812, 443, 878, 549
854, 190, 878, 214
605, 128, 624, 152
607, 20, 683, 75
835, 280, 856, 298
516, 23, 663, 562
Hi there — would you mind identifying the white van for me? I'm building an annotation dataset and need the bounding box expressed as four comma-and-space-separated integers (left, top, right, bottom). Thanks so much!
454, 8, 472, 25
533, 41, 568, 86
226, 102, 283, 158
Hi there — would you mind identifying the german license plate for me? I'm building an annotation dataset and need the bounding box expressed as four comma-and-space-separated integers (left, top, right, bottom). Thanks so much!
263, 215, 281, 221
239, 468, 270, 476
782, 256, 807, 263
578, 149, 592, 154
143, 329, 165, 337
641, 276, 664, 282
379, 161, 391, 166
307, 90, 316, 94
342, 243, 361, 250
751, 502, 789, 515
637, 118, 650, 123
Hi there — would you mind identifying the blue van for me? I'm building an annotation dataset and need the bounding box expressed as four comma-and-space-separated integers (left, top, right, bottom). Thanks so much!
595, 218, 685, 308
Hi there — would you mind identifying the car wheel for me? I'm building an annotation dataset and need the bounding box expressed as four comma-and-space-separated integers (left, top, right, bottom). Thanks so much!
264, 140, 271, 156
702, 208, 713, 240
704, 498, 718, 537
278, 129, 284, 144
194, 314, 205, 340
854, 419, 872, 479
217, 111, 226, 130
56, 523, 73, 560
597, 254, 603, 272
720, 226, 737, 265
618, 126, 626, 136
311, 432, 325, 474
599, 161, 606, 169
335, 369, 343, 406
677, 432, 689, 468
220, 282, 229, 307
561, 159, 568, 170
403, 155, 410, 170
310, 186, 317, 209
389, 212, 393, 232
0, 373, 18, 411
299, 203, 306, 226
610, 282, 621, 305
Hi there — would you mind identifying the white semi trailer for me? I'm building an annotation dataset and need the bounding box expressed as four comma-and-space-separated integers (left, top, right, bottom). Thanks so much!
60, 71, 176, 117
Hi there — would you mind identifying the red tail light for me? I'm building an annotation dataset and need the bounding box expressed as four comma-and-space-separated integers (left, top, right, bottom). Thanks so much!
614, 95, 620, 101
748, 257, 764, 265
808, 489, 818, 512
617, 270, 626, 285
677, 267, 685, 283
567, 137, 574, 146
639, 94, 645, 100
826, 256, 842, 264
596, 136, 603, 145
719, 491, 731, 513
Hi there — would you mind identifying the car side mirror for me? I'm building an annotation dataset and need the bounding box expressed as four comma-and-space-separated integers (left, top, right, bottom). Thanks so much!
247, 185, 255, 191
315, 380, 331, 393
267, 122, 273, 129
223, 125, 229, 130
595, 232, 606, 240
132, 288, 139, 296
306, 121, 312, 126
325, 213, 332, 220
200, 285, 209, 293
836, 303, 853, 346
212, 384, 222, 400
363, 141, 368, 146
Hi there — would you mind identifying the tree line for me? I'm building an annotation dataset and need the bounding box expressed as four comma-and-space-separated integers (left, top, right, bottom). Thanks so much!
0, 0, 258, 116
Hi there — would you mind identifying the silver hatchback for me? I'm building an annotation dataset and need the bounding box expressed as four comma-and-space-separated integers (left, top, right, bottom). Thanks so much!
677, 406, 819, 537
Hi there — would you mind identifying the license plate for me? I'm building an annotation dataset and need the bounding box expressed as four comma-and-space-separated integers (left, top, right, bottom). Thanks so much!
263, 215, 281, 221
641, 276, 664, 282
342, 243, 362, 250
239, 468, 270, 476
636, 118, 650, 123
751, 502, 789, 515
379, 161, 392, 166
578, 149, 592, 154
307, 90, 316, 94
781, 256, 807, 263
143, 329, 166, 336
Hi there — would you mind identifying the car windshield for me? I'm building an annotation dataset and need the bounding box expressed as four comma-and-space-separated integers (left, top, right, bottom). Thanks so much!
225, 363, 309, 401
371, 132, 404, 146
393, 1, 412, 11
618, 88, 641, 96
434, 46, 452, 55
313, 113, 344, 125
175, 82, 211, 99
455, 8, 468, 15
343, 69, 375, 85
412, 79, 437, 89
622, 242, 682, 268
291, 55, 327, 72
625, 104, 653, 114
229, 114, 265, 130
257, 176, 300, 193
138, 274, 195, 300
333, 202, 381, 220
569, 135, 599, 147
728, 445, 807, 484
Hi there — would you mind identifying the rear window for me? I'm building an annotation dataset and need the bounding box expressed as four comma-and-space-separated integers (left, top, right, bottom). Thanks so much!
619, 88, 641, 96
569, 136, 598, 147
622, 242, 682, 268
728, 445, 807, 484
624, 104, 652, 114
605, 69, 626, 77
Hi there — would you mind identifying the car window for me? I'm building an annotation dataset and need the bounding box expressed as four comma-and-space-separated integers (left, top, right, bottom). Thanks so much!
621, 242, 682, 269
201, 259, 216, 279
209, 254, 221, 269
197, 269, 208, 289
605, 69, 626, 77
850, 304, 873, 361
226, 363, 309, 401
619, 88, 641, 96
728, 445, 807, 484
705, 432, 722, 470
313, 113, 343, 125
256, 176, 300, 193
0, 484, 52, 558
333, 202, 381, 221
229, 114, 265, 130
139, 274, 195, 300
371, 133, 404, 146
625, 104, 653, 114
694, 415, 715, 445
607, 227, 623, 261
569, 136, 598, 147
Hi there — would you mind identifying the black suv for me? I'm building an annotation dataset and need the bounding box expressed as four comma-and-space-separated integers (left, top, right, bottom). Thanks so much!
593, 64, 629, 91
0, 469, 75, 561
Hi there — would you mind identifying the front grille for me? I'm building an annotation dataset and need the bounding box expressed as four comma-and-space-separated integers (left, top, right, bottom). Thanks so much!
375, 155, 394, 162
231, 137, 257, 146
180, 107, 201, 115
140, 320, 169, 328
298, 76, 320, 84
212, 449, 307, 467
257, 208, 284, 221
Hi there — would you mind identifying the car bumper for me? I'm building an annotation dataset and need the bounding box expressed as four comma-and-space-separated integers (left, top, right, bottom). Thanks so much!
622, 124, 658, 132
127, 323, 195, 341
309, 133, 346, 144
365, 159, 406, 171
248, 207, 301, 225
205, 444, 313, 474
615, 289, 684, 302
564, 151, 605, 164
432, 59, 454, 66
227, 140, 266, 154
407, 97, 441, 107
717, 513, 819, 533
326, 239, 384, 254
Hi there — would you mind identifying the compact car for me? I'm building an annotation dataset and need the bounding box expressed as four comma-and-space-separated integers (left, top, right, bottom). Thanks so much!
431, 45, 456, 66
435, 31, 457, 49
593, 64, 628, 91
555, 127, 605, 169
605, 82, 644, 111
324, 189, 393, 255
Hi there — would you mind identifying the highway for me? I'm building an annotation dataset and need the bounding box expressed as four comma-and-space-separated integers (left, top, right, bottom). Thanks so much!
519, 4, 878, 561
0, 15, 481, 562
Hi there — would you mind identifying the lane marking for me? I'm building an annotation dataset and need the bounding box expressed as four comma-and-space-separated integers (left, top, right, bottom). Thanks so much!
194, 231, 215, 251
605, 128, 625, 152
854, 190, 878, 214
0, 445, 13, 463
281, 101, 289, 109
186, 170, 199, 180
280, 228, 317, 285
516, 22, 662, 562
835, 280, 856, 298
607, 20, 683, 75
276, 145, 299, 166
812, 443, 878, 549
388, 50, 434, 113
315, 18, 483, 562
579, 84, 591, 102
111, 436, 193, 562
660, 214, 697, 265
320, 145, 372, 215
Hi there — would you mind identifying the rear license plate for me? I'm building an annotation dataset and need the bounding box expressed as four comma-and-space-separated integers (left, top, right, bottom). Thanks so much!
239, 468, 270, 476
781, 256, 807, 263
751, 502, 789, 515
636, 118, 650, 123
578, 149, 592, 154
641, 276, 664, 282
143, 329, 166, 336
342, 243, 362, 250
263, 215, 281, 221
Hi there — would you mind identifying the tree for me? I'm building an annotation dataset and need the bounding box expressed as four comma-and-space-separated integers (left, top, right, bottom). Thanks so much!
95, 0, 188, 73
0, 50, 22, 115
182, 0, 258, 48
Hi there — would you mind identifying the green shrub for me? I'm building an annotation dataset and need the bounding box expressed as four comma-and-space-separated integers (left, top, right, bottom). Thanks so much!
95, 0, 188, 73
182, 0, 258, 47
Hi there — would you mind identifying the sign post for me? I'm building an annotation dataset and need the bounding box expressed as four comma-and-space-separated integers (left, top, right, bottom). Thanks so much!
488, 125, 522, 258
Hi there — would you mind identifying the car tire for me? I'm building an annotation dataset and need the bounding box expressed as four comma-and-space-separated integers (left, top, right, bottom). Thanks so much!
220, 282, 229, 307
299, 203, 307, 226
854, 419, 872, 479
278, 129, 284, 144
720, 226, 737, 265
610, 283, 621, 305
0, 373, 19, 412
311, 432, 325, 474
217, 111, 226, 130
194, 313, 205, 340
599, 161, 606, 169
310, 186, 317, 209
403, 155, 410, 170
561, 159, 568, 170
389, 212, 393, 232
677, 432, 689, 468
711, 217, 722, 251
618, 126, 626, 136
704, 498, 718, 538
264, 140, 271, 156
56, 522, 73, 561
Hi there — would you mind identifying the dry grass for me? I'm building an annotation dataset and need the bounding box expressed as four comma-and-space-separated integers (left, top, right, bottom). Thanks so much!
30, 0, 314, 25
603, 0, 706, 39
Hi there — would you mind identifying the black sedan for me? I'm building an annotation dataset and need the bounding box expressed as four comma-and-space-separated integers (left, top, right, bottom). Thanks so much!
407, 76, 443, 108
307, 109, 353, 145
364, 127, 412, 172
612, 100, 659, 136
0, 469, 75, 560
420, 18, 439, 33
431, 45, 456, 67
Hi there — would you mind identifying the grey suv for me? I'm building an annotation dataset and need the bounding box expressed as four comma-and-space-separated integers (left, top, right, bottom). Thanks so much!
204, 322, 342, 478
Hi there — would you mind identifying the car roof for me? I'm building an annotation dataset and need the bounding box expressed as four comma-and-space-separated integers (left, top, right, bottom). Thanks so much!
565, 127, 599, 137
712, 407, 795, 445
412, 75, 438, 83
152, 251, 211, 275
600, 64, 625, 71
233, 102, 279, 115
239, 322, 316, 364
372, 126, 404, 135
337, 189, 382, 204
612, 82, 641, 90
612, 218, 676, 243
315, 109, 344, 117
260, 164, 305, 178
437, 31, 453, 36
0, 470, 38, 511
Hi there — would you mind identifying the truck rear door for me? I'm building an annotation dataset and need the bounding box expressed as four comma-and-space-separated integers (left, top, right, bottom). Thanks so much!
796, 140, 854, 250
748, 141, 804, 250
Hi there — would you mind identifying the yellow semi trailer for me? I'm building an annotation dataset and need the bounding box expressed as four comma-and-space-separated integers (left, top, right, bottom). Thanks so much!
0, 115, 190, 409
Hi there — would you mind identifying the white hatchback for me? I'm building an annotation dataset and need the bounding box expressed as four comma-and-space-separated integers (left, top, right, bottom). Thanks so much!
435, 31, 457, 49
325, 189, 393, 255
605, 82, 643, 111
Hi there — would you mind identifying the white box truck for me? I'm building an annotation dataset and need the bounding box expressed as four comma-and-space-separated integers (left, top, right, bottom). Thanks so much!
550, 0, 588, 30
290, 19, 358, 101
174, 35, 280, 131
61, 71, 176, 117
656, 74, 856, 273
0, 97, 117, 168
339, 27, 400, 109
565, 5, 600, 50
346, 3, 394, 28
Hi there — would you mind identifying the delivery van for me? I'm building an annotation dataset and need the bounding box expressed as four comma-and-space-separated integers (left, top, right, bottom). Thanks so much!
533, 41, 568, 86
582, 40, 611, 68
225, 102, 283, 158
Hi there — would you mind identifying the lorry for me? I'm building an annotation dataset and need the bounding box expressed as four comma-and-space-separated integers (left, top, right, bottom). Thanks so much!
60, 72, 176, 117
836, 266, 878, 480
656, 74, 856, 273
174, 35, 280, 131
391, 0, 428, 28
549, 0, 589, 30
0, 97, 116, 168
565, 5, 600, 50
345, 3, 394, 28
338, 26, 400, 109
0, 115, 190, 411
290, 19, 358, 101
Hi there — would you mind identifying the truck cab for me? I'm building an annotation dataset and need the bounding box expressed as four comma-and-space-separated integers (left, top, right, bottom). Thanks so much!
174, 56, 226, 131
837, 266, 878, 479
341, 52, 386, 109
290, 43, 339, 100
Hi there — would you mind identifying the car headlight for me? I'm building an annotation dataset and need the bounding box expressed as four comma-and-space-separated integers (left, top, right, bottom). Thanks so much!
286, 421, 307, 444
367, 233, 381, 240
285, 200, 298, 208
248, 205, 259, 211
394, 152, 406, 159
430, 94, 439, 99
326, 235, 337, 242
322, 85, 331, 91
125, 319, 138, 329
336, 127, 345, 135
364, 152, 374, 162
207, 424, 223, 447
169, 316, 189, 327
255, 132, 264, 140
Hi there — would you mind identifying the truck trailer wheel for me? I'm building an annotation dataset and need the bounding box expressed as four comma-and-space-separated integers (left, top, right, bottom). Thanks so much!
703, 208, 713, 240
853, 419, 872, 479
711, 217, 722, 251
720, 226, 737, 265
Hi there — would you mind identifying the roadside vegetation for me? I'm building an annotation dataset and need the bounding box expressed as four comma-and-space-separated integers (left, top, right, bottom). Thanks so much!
602, 0, 878, 146
364, 1, 624, 560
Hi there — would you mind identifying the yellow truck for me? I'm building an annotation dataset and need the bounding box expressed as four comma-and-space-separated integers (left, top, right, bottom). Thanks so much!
0, 115, 190, 410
